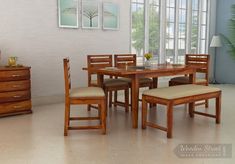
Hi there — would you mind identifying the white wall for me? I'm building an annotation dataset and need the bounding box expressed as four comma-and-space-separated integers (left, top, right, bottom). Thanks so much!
0, 0, 131, 105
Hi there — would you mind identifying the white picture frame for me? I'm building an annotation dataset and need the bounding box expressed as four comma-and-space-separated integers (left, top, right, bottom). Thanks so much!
82, 0, 100, 29
103, 2, 119, 30
58, 0, 79, 28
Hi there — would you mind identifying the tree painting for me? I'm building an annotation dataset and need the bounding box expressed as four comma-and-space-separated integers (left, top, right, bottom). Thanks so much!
82, 0, 99, 28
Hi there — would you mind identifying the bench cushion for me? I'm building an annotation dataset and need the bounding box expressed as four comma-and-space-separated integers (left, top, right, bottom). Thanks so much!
143, 84, 220, 100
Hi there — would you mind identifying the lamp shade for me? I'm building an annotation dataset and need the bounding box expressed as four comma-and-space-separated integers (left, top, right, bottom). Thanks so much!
210, 35, 222, 47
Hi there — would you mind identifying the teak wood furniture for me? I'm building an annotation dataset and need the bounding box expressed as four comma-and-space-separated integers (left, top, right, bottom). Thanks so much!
0, 66, 32, 117
89, 64, 196, 128
169, 54, 210, 107
114, 54, 153, 105
63, 58, 106, 135
87, 55, 129, 112
142, 84, 221, 138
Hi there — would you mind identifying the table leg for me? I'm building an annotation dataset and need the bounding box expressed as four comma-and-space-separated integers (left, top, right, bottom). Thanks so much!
97, 74, 104, 88
131, 75, 139, 128
153, 77, 158, 88
150, 77, 158, 108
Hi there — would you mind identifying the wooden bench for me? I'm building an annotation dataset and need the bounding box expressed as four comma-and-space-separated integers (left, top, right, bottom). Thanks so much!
141, 84, 221, 138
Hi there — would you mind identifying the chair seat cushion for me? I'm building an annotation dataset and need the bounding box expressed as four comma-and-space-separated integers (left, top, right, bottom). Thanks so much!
70, 87, 105, 98
119, 77, 152, 84
170, 76, 207, 83
90, 78, 113, 86
143, 84, 220, 100
103, 79, 129, 87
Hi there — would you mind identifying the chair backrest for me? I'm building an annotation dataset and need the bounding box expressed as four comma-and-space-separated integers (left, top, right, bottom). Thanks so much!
114, 54, 136, 68
185, 54, 210, 81
63, 58, 71, 97
87, 55, 112, 86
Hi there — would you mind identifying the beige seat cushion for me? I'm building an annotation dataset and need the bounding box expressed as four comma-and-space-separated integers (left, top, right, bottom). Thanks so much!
70, 87, 105, 98
143, 84, 221, 100
119, 77, 152, 84
170, 76, 207, 83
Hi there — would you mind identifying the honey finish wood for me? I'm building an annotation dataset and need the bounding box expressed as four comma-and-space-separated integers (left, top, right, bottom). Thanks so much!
0, 67, 32, 117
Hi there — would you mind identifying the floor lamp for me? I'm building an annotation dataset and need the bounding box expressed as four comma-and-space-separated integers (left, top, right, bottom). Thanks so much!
210, 35, 222, 84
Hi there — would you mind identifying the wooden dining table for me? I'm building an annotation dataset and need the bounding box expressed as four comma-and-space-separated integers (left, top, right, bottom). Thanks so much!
84, 64, 196, 129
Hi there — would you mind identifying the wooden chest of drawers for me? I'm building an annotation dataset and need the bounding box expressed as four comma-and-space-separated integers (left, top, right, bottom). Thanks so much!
0, 66, 32, 117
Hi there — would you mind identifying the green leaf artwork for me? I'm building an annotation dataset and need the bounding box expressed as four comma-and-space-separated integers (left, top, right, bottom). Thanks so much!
103, 3, 119, 30
221, 4, 235, 60
58, 0, 78, 28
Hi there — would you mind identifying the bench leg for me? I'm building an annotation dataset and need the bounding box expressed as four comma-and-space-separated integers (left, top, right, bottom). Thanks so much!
142, 97, 147, 129
216, 94, 221, 124
189, 102, 195, 118
167, 102, 173, 138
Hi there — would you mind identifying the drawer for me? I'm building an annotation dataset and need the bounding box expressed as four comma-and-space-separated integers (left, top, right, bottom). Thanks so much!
0, 90, 30, 103
0, 100, 31, 115
0, 69, 30, 81
0, 80, 30, 92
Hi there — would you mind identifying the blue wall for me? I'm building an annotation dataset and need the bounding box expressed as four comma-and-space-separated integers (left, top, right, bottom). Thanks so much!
216, 0, 235, 83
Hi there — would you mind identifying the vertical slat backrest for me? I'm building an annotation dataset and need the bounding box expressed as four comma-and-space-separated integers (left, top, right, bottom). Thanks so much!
87, 55, 112, 86
186, 54, 210, 82
63, 58, 71, 97
114, 54, 137, 68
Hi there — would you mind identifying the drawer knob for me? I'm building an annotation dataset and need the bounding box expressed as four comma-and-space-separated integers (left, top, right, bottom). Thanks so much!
13, 95, 21, 98
13, 105, 22, 109
13, 85, 21, 88
12, 75, 21, 77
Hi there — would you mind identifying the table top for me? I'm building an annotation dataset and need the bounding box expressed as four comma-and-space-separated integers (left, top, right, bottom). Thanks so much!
85, 64, 195, 76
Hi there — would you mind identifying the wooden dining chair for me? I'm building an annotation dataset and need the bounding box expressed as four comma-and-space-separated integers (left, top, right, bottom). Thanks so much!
87, 55, 129, 112
169, 54, 210, 107
63, 58, 106, 136
114, 54, 154, 106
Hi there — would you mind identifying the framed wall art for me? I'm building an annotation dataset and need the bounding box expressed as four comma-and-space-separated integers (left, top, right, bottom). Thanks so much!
82, 0, 99, 29
103, 2, 119, 30
58, 0, 79, 28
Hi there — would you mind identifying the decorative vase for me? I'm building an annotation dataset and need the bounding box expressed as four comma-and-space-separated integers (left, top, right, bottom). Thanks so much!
8, 57, 17, 66
144, 60, 151, 68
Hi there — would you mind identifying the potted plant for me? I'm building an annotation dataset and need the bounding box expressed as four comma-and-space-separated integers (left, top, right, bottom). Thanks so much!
144, 53, 153, 68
